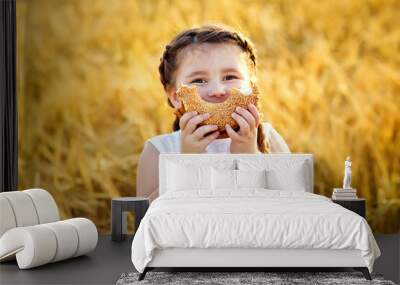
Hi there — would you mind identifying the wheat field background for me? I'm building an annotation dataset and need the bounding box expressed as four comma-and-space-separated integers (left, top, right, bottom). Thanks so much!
16, 0, 399, 233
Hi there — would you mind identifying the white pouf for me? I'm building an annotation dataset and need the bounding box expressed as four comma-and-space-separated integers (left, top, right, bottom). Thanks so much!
0, 189, 98, 269
0, 196, 17, 237
24, 188, 60, 223
0, 191, 40, 227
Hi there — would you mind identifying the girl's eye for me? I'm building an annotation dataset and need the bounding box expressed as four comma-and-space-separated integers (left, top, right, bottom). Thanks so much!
224, 75, 238, 81
190, 78, 206, 84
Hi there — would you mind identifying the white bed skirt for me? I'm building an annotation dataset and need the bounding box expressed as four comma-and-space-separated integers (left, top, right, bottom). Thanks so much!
148, 248, 366, 268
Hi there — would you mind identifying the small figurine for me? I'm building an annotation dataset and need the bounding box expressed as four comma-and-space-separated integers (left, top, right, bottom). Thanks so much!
343, 156, 352, 189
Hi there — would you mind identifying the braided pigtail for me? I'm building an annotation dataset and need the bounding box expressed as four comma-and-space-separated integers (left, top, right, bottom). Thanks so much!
172, 116, 180, 132
257, 124, 269, 153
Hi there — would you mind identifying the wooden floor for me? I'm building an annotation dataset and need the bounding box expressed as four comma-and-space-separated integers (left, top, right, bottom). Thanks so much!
0, 234, 398, 285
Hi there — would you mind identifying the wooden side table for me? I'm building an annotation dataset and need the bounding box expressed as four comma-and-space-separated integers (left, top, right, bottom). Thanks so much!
111, 197, 149, 242
332, 198, 366, 218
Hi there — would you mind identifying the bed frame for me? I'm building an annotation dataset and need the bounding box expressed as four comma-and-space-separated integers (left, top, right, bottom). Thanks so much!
141, 248, 371, 280
138, 154, 371, 281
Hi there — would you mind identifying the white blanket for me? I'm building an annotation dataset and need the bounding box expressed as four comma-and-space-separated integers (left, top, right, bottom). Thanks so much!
131, 190, 380, 273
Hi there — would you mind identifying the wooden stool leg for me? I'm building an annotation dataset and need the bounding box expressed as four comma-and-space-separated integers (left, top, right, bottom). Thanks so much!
111, 201, 124, 241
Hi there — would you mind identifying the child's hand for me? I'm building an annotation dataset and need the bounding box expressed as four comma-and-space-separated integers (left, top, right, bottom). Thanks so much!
226, 103, 260, 154
179, 111, 220, 153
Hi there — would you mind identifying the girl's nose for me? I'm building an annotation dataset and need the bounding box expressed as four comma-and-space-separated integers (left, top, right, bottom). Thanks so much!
208, 83, 227, 98
209, 91, 226, 98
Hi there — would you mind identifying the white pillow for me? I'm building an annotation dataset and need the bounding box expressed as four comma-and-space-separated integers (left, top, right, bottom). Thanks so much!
212, 168, 237, 190
236, 169, 267, 189
211, 168, 268, 190
266, 162, 307, 191
167, 162, 212, 191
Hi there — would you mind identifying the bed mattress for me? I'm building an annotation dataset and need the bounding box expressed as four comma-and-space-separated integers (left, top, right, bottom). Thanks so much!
131, 190, 380, 273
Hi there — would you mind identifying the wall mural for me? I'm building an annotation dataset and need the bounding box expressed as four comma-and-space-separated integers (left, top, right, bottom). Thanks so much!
16, 0, 399, 233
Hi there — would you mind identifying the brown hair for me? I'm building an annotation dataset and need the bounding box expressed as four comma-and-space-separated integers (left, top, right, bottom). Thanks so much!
158, 24, 268, 153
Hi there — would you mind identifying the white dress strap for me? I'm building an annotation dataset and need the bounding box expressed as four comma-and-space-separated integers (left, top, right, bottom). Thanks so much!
147, 131, 180, 154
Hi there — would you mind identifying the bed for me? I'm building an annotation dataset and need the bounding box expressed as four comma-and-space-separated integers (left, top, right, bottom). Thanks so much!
131, 154, 381, 281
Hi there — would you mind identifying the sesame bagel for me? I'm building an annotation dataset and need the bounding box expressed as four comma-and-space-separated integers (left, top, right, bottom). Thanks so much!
174, 83, 261, 138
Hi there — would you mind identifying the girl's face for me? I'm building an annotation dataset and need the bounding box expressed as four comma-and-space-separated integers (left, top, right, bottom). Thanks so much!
168, 43, 253, 107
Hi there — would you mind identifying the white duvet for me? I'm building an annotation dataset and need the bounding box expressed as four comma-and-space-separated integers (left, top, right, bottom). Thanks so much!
131, 189, 381, 273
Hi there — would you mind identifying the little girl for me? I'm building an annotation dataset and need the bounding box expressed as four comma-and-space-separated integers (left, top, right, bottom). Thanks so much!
137, 24, 290, 201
